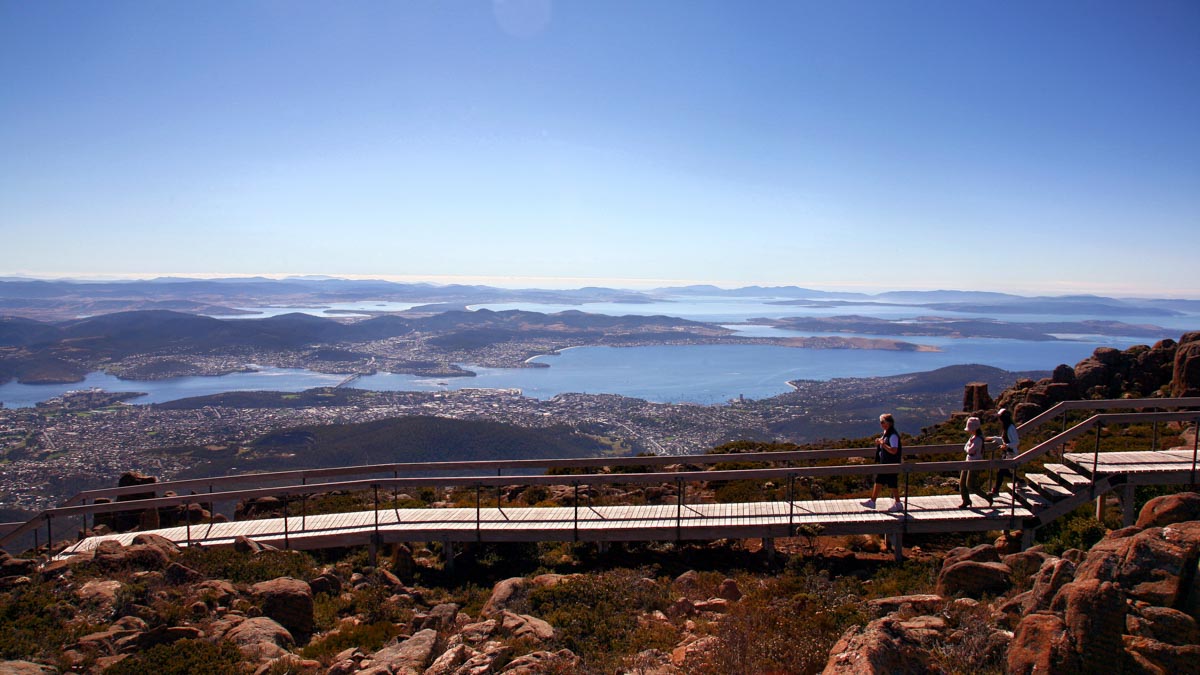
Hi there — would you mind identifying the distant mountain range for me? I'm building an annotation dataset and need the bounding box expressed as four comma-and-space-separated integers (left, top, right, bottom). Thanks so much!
0, 277, 1193, 322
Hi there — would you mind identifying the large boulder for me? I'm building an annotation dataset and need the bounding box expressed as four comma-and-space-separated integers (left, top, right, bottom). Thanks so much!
822, 617, 934, 674
864, 594, 945, 617
1170, 332, 1200, 397
1073, 523, 1200, 607
943, 543, 1000, 567
1131, 339, 1177, 395
250, 577, 314, 641
1053, 579, 1126, 674
1008, 612, 1078, 675
481, 577, 531, 618
1135, 492, 1200, 528
1025, 558, 1075, 614
223, 617, 294, 662
935, 561, 1012, 598
368, 629, 438, 675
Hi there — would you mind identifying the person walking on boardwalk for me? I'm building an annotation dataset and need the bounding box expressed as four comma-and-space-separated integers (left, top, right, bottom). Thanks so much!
862, 413, 903, 511
988, 408, 1019, 498
961, 416, 993, 508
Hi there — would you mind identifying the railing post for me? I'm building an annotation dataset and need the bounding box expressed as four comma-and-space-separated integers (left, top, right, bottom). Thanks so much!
573, 482, 579, 542
45, 515, 51, 552
1091, 422, 1103, 500
283, 496, 290, 550
1152, 421, 1159, 451
1191, 417, 1198, 489
373, 484, 380, 541
787, 474, 795, 534
676, 478, 684, 542
301, 492, 307, 532
475, 484, 482, 543
185, 498, 192, 548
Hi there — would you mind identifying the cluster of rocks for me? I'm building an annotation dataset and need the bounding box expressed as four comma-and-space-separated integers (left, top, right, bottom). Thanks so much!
0, 535, 584, 675
993, 332, 1200, 423
822, 492, 1200, 674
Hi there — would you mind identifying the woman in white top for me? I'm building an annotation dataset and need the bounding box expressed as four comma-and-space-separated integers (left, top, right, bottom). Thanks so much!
960, 417, 993, 508
989, 408, 1019, 498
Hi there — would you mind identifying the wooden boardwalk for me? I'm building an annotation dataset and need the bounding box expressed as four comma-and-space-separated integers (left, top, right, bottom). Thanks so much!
60, 494, 1033, 555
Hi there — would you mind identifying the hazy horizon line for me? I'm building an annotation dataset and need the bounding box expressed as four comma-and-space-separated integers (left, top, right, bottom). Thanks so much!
1, 271, 1197, 300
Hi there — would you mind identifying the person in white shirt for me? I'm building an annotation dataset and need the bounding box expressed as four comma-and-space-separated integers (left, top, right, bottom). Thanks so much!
989, 408, 1020, 498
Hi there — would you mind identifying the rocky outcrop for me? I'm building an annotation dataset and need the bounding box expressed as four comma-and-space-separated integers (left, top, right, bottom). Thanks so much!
367, 629, 438, 675
1073, 522, 1200, 607
1008, 612, 1077, 674
962, 382, 992, 413
1171, 332, 1200, 397
822, 617, 935, 674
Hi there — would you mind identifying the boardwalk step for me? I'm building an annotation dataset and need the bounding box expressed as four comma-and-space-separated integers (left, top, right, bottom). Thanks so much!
1061, 456, 1094, 477
1043, 464, 1091, 489
1024, 473, 1075, 501
1013, 485, 1052, 511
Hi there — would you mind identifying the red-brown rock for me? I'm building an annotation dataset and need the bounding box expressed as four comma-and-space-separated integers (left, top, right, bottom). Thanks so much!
1008, 612, 1078, 675
935, 560, 1012, 598
1170, 332, 1200, 397
822, 617, 934, 674
250, 577, 314, 641
1053, 579, 1126, 674
1135, 492, 1200, 528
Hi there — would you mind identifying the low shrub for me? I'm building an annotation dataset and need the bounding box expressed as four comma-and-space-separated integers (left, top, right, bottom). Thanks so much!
179, 547, 318, 584
528, 568, 672, 672
301, 620, 402, 660
102, 639, 244, 675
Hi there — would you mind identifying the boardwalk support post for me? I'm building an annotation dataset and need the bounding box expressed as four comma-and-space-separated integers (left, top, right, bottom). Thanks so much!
763, 537, 775, 563
787, 474, 795, 534
371, 485, 380, 565
1122, 483, 1136, 528
1192, 417, 1199, 489
443, 538, 455, 574
572, 482, 579, 543
676, 478, 684, 543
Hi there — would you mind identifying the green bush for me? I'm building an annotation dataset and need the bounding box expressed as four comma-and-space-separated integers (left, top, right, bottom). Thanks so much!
179, 547, 317, 584
102, 639, 244, 675
1038, 506, 1107, 555
528, 569, 672, 672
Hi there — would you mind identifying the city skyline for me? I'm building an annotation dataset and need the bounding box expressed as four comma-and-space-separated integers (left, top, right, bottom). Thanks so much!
2, 1, 1198, 296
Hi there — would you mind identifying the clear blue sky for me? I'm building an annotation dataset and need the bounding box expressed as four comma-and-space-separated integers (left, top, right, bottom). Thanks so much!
2, 1, 1198, 295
